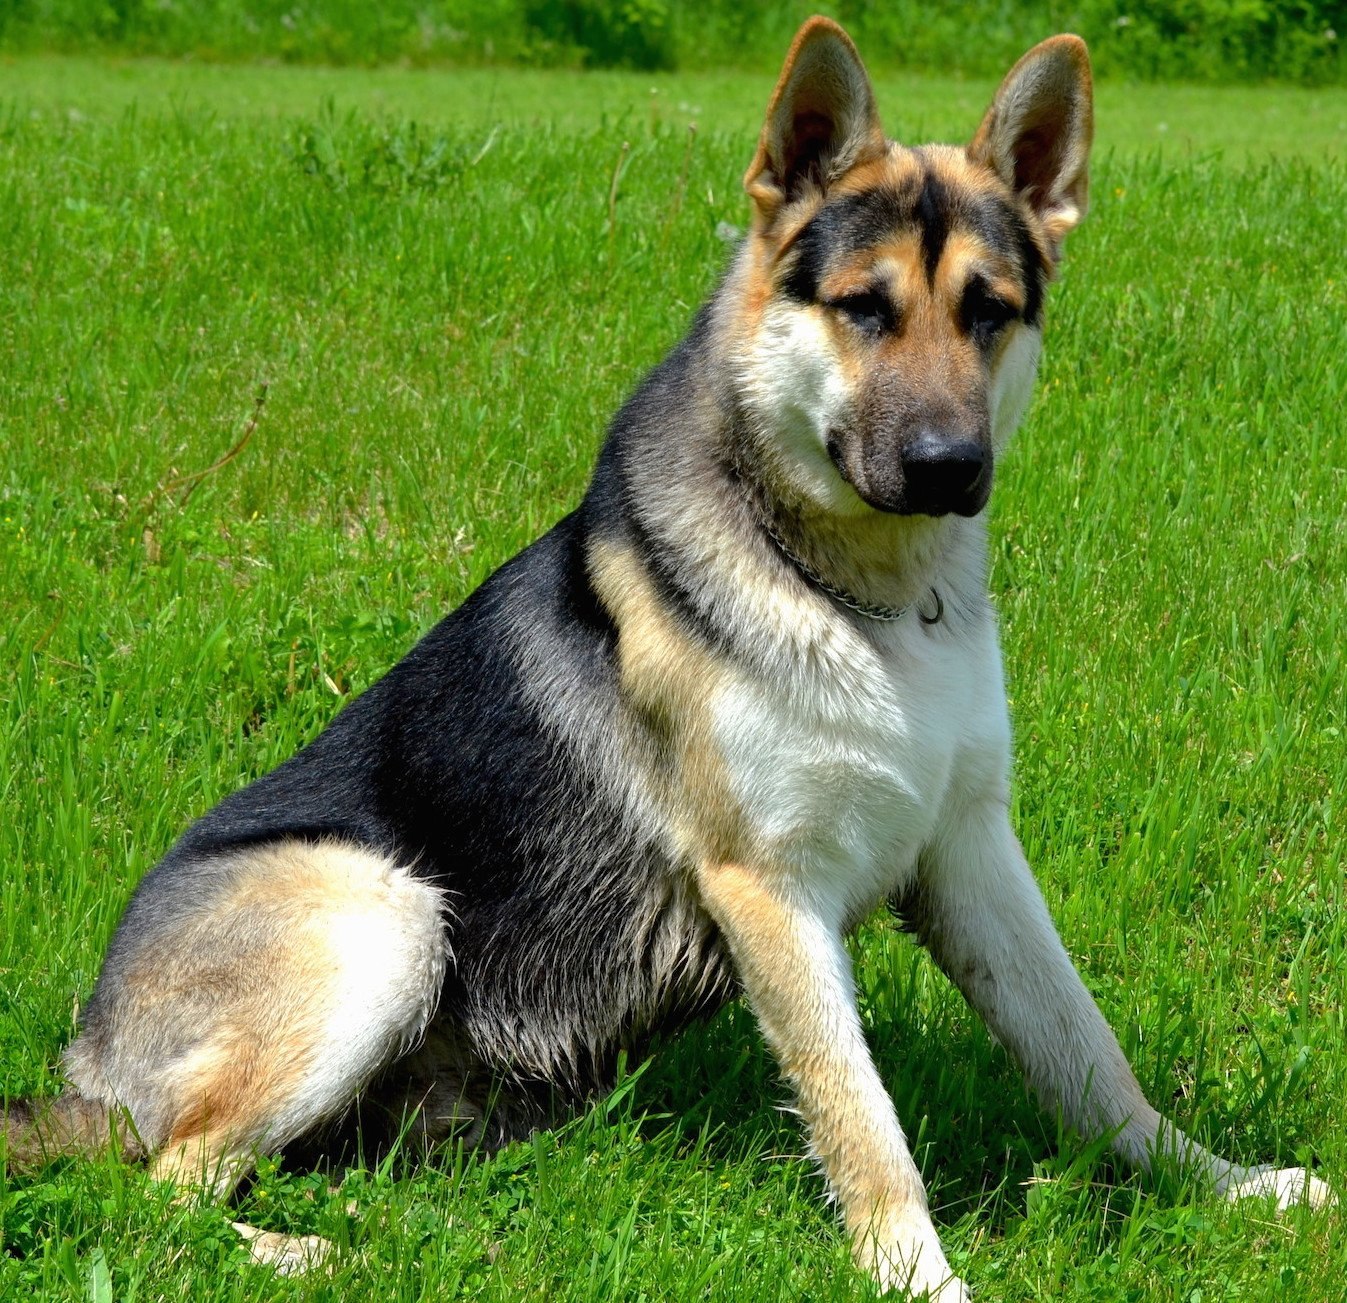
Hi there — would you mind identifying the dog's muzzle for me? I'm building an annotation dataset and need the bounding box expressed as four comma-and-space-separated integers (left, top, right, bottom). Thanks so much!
898, 432, 993, 518
833, 426, 995, 518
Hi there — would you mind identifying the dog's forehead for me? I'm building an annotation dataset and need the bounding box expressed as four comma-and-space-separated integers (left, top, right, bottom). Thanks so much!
780, 143, 1044, 309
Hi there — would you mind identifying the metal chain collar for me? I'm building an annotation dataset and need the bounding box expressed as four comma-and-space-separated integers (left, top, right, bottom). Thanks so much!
758, 511, 943, 625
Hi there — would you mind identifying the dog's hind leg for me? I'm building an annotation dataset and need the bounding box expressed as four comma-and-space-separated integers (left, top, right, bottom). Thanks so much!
914, 795, 1334, 1211
59, 839, 449, 1264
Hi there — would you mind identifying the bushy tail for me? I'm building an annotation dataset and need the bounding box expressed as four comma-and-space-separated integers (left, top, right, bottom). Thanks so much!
2, 1091, 143, 1170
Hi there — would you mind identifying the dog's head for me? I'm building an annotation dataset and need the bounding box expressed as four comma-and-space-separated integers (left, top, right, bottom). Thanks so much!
734, 18, 1092, 521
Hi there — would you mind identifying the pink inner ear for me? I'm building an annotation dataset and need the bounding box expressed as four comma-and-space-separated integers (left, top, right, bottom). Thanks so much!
784, 109, 837, 191
1014, 123, 1062, 198
794, 109, 834, 143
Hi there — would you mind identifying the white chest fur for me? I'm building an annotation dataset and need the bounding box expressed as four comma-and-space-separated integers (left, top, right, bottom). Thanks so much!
711, 612, 1011, 921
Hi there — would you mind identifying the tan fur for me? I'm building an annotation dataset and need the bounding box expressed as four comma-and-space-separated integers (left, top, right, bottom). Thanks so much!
832, 148, 917, 201
695, 861, 931, 1282
59, 839, 447, 1198
588, 537, 750, 865
937, 230, 1029, 309
164, 1040, 305, 1152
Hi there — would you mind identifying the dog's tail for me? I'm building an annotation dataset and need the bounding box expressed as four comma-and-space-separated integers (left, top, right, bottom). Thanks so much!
2, 1090, 142, 1170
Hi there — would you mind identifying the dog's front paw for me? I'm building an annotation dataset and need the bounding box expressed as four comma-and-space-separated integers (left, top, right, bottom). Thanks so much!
909, 1274, 970, 1303
1224, 1166, 1336, 1212
857, 1219, 970, 1301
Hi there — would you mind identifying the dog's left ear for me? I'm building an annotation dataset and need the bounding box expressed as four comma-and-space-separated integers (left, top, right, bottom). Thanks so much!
744, 17, 886, 227
969, 35, 1094, 259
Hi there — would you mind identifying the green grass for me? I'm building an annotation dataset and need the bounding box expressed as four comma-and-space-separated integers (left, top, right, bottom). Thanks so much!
2, 56, 1345, 1301
6, 54, 1347, 157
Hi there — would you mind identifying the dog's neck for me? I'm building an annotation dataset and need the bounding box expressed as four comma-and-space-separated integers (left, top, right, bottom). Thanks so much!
750, 486, 962, 621
601, 317, 989, 644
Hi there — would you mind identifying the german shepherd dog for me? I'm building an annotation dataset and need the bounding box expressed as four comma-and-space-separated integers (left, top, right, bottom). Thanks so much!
5, 18, 1332, 1299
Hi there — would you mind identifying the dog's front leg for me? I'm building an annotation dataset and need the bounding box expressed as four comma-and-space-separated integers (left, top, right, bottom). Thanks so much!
917, 795, 1334, 1210
697, 861, 968, 1301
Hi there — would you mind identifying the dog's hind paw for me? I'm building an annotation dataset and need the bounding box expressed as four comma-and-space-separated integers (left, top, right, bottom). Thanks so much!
1223, 1166, 1336, 1212
231, 1221, 334, 1274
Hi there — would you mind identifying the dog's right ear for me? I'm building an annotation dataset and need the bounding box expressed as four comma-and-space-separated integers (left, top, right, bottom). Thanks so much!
744, 17, 886, 227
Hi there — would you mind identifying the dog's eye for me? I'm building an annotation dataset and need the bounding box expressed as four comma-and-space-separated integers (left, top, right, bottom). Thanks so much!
961, 280, 1019, 343
830, 292, 896, 337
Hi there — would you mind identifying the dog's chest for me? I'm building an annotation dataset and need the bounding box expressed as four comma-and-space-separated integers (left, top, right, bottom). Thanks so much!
710, 622, 1001, 904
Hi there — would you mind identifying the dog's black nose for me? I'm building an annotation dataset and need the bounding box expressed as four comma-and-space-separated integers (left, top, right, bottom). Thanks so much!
899, 433, 990, 516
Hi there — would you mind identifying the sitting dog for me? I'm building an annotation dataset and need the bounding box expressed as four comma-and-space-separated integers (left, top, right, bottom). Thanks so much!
5, 17, 1331, 1299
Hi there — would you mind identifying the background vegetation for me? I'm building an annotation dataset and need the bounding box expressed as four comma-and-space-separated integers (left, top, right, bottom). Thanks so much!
1, 19, 1345, 1303
0, 0, 1343, 81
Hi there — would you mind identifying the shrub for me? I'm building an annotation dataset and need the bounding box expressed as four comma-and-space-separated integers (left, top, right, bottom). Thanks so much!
522, 0, 675, 69
0, 0, 1341, 82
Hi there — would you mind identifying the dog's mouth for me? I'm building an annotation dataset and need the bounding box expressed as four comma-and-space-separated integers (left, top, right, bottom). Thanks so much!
826, 429, 994, 518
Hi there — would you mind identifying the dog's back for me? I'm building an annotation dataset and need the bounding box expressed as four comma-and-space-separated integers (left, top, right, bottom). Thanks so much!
32, 310, 745, 1167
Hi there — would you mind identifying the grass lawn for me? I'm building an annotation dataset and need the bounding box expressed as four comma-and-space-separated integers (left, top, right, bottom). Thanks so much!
1, 54, 1344, 1301
6, 54, 1347, 157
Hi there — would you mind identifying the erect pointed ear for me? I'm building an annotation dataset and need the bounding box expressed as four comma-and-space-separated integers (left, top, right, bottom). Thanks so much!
744, 17, 886, 226
968, 34, 1094, 259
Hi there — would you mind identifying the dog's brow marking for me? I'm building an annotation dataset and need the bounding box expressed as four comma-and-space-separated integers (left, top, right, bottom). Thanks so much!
917, 166, 952, 285
781, 186, 911, 304
934, 151, 1050, 326
936, 232, 1028, 323
779, 155, 1047, 322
